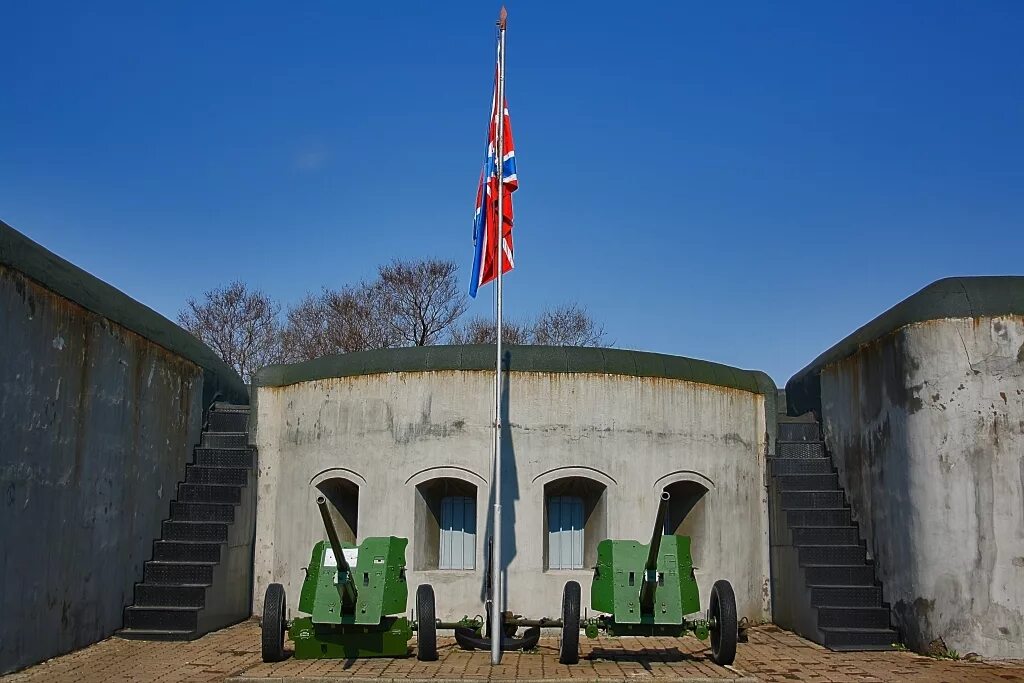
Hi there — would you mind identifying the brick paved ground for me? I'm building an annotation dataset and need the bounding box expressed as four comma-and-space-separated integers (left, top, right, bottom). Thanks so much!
4, 620, 1023, 683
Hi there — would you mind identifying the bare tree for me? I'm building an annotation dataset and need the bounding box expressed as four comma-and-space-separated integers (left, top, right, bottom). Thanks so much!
378, 259, 468, 346
531, 303, 606, 347
282, 284, 396, 362
177, 281, 283, 382
450, 316, 531, 345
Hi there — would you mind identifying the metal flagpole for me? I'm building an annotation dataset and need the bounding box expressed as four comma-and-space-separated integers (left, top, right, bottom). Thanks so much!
490, 5, 508, 667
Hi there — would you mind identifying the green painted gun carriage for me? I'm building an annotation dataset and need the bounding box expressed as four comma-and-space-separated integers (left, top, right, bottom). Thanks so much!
260, 496, 457, 662
555, 491, 738, 665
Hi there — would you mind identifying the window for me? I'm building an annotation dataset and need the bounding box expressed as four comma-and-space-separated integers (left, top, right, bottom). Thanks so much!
543, 476, 607, 571
547, 495, 584, 569
413, 477, 478, 571
439, 495, 476, 570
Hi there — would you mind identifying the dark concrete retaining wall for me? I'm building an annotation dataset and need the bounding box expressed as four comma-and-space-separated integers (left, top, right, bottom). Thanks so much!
786, 277, 1024, 658
0, 220, 246, 673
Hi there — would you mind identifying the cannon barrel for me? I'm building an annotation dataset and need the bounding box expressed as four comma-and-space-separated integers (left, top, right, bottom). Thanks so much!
639, 491, 671, 614
316, 495, 358, 607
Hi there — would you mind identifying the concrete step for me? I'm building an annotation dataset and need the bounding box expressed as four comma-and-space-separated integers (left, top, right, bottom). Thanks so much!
143, 561, 216, 585
208, 411, 248, 432
776, 473, 839, 491
791, 526, 861, 546
776, 441, 826, 458
810, 585, 883, 608
133, 583, 207, 608
194, 448, 253, 468
770, 458, 832, 474
781, 490, 846, 509
200, 432, 248, 449
123, 606, 200, 631
785, 508, 853, 527
777, 423, 821, 441
817, 606, 891, 629
799, 545, 867, 566
185, 464, 248, 486
153, 540, 222, 563
170, 501, 235, 523
176, 483, 242, 505
803, 564, 876, 585
212, 403, 250, 412
820, 627, 897, 651
161, 520, 228, 543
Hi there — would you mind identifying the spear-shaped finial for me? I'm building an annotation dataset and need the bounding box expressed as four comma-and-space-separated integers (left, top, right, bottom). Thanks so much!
498, 6, 508, 30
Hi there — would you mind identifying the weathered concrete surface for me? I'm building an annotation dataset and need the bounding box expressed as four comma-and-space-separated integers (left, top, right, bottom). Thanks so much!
0, 266, 202, 672
0, 220, 247, 674
252, 354, 773, 627
818, 317, 1024, 658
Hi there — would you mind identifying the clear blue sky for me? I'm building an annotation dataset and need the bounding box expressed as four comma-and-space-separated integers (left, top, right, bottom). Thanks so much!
2, 2, 1022, 384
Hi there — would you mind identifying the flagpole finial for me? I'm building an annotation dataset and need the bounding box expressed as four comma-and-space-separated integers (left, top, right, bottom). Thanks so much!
498, 6, 507, 30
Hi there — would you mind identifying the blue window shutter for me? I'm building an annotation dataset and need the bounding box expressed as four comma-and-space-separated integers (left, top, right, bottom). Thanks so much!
440, 495, 476, 570
548, 495, 584, 570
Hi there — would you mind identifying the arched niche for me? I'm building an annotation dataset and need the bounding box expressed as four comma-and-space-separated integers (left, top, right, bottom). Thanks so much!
540, 474, 609, 571
411, 475, 479, 571
655, 471, 714, 568
310, 469, 364, 545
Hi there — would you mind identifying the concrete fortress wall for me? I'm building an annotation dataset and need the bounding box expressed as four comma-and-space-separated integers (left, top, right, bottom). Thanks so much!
787, 277, 1024, 658
252, 345, 776, 627
0, 220, 247, 674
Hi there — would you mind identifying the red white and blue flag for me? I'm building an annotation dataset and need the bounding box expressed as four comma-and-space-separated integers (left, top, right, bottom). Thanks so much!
469, 73, 518, 298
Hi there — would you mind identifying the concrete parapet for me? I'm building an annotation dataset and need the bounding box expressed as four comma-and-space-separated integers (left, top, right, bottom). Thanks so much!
787, 277, 1024, 658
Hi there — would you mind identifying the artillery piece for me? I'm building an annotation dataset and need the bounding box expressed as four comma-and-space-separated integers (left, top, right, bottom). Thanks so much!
261, 496, 458, 662
556, 491, 738, 665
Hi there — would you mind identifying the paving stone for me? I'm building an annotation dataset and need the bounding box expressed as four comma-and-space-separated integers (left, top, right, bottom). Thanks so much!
4, 620, 1024, 682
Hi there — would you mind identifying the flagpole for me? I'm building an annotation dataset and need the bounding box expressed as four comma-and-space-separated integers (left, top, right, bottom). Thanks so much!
490, 5, 508, 667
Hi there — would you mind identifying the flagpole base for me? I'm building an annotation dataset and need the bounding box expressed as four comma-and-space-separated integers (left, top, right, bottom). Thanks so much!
456, 626, 541, 655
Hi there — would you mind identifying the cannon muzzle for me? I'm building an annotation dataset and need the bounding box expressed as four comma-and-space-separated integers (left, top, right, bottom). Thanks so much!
639, 491, 671, 614
317, 495, 358, 606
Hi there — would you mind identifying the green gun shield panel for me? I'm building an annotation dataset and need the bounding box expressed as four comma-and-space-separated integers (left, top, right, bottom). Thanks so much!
591, 535, 701, 625
300, 537, 409, 625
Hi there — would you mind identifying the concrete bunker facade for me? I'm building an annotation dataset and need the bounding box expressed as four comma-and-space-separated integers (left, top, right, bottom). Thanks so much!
787, 277, 1024, 659
252, 345, 776, 625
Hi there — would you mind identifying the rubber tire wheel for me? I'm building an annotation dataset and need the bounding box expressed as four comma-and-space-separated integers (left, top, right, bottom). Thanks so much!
559, 581, 581, 664
416, 584, 438, 661
709, 579, 737, 666
262, 583, 287, 663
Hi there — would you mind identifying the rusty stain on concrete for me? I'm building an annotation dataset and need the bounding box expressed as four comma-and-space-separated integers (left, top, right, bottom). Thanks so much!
1, 266, 205, 674
818, 316, 1024, 658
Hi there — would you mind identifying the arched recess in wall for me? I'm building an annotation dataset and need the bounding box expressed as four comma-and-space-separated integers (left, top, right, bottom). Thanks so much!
310, 468, 365, 545
406, 467, 486, 572
533, 467, 615, 572
654, 470, 715, 568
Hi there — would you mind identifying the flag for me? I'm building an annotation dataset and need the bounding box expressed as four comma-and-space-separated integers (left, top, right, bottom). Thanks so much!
469, 74, 518, 298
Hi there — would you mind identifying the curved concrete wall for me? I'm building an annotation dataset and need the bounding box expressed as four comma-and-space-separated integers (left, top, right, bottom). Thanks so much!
788, 277, 1024, 658
252, 346, 775, 627
0, 221, 246, 673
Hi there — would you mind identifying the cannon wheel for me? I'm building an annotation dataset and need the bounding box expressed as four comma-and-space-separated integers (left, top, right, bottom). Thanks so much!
709, 579, 737, 666
261, 583, 287, 663
416, 584, 438, 661
559, 581, 581, 664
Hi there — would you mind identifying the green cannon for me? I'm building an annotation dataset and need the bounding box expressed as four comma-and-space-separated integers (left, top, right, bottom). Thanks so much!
556, 491, 738, 665
261, 496, 470, 662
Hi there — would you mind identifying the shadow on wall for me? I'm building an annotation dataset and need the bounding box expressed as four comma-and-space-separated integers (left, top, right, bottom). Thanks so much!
480, 351, 520, 606
316, 478, 359, 545
664, 480, 710, 568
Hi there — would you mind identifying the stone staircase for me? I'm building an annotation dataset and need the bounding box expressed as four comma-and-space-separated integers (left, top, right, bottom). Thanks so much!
118, 404, 256, 640
769, 416, 898, 650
